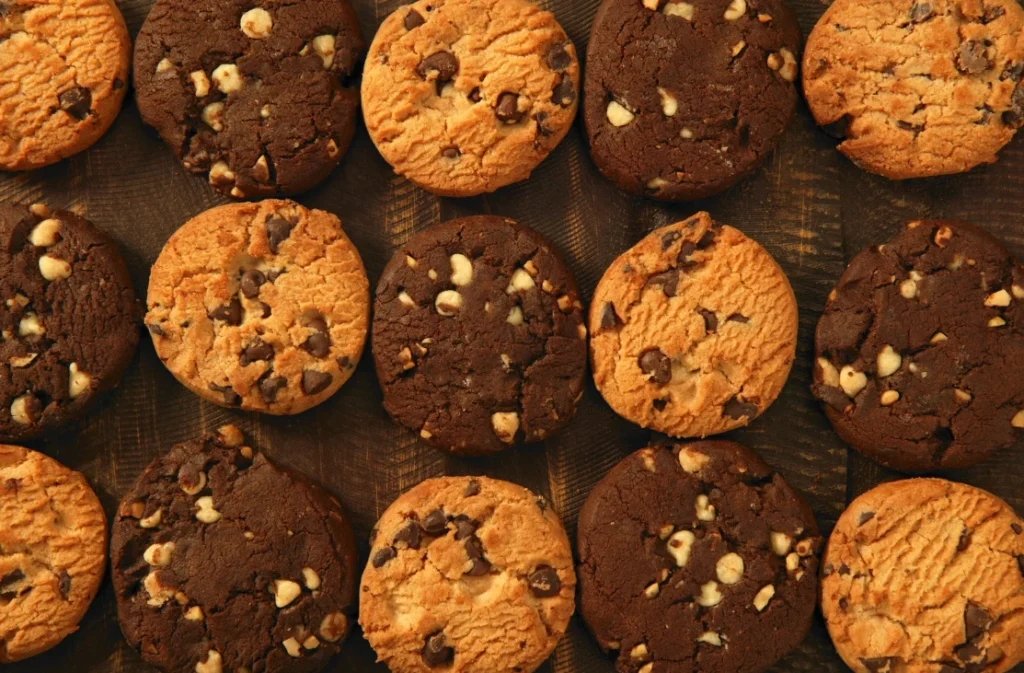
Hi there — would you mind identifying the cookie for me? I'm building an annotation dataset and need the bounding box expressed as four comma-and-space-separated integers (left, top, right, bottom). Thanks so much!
0, 203, 139, 442
110, 425, 358, 673
577, 442, 821, 673
359, 476, 576, 673
146, 200, 369, 415
812, 220, 1024, 471
589, 212, 798, 438
361, 0, 580, 197
583, 0, 802, 201
133, 0, 365, 199
822, 478, 1024, 673
803, 0, 1024, 180
372, 216, 587, 455
0, 445, 107, 663
0, 0, 130, 170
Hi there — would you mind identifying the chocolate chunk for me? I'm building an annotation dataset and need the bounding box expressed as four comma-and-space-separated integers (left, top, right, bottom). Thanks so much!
662, 230, 680, 249
417, 51, 458, 93
464, 479, 480, 497
495, 92, 523, 123
58, 87, 92, 120
210, 299, 242, 325
301, 370, 333, 395
527, 566, 561, 597
956, 40, 991, 74
957, 528, 971, 551
404, 9, 425, 30
422, 632, 454, 667
546, 43, 571, 71
677, 241, 697, 265
265, 216, 294, 254
698, 308, 718, 333
394, 521, 422, 550
240, 270, 266, 298
240, 339, 274, 366
58, 570, 71, 599
638, 348, 671, 385
209, 383, 242, 406
303, 332, 331, 358
861, 658, 896, 673
909, 2, 933, 23
858, 511, 875, 526
259, 375, 287, 404
372, 546, 397, 568
422, 509, 448, 536
552, 74, 575, 107
964, 602, 991, 640
722, 397, 757, 420
453, 515, 477, 540
464, 536, 490, 575
648, 270, 679, 297
441, 146, 460, 159
726, 313, 749, 324
956, 643, 981, 663
599, 302, 623, 330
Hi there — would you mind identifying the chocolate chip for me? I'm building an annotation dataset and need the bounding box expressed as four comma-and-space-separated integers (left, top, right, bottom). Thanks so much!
147, 323, 166, 337
937, 666, 962, 673
1017, 555, 1024, 578
722, 397, 757, 420
726, 313, 749, 324
677, 241, 697, 265
112, 77, 124, 90
698, 308, 718, 333
422, 509, 448, 536
495, 92, 523, 123
964, 602, 991, 640
958, 528, 971, 551
371, 546, 396, 568
1012, 523, 1022, 534
975, 106, 993, 125
394, 521, 423, 550
468, 87, 481, 103
417, 51, 458, 93
534, 111, 552, 138
599, 302, 623, 330
1003, 85, 1024, 128
240, 339, 274, 366
861, 658, 896, 673
956, 40, 991, 74
638, 348, 671, 384
839, 597, 849, 611
1002, 63, 1024, 82
259, 375, 287, 404
955, 643, 982, 663
552, 74, 575, 107
301, 370, 333, 395
266, 268, 284, 282
858, 511, 875, 526
240, 270, 266, 298
838, 563, 851, 575
209, 383, 242, 406
210, 298, 242, 326
982, 6, 1005, 23
546, 43, 572, 71
260, 302, 272, 318
453, 515, 477, 540
58, 87, 92, 120
897, 120, 923, 136
265, 215, 294, 254
527, 566, 561, 597
696, 229, 716, 249
652, 398, 668, 411
57, 570, 71, 599
0, 569, 25, 594
661, 230, 680, 250
909, 2, 933, 22
464, 479, 480, 497
3, 478, 19, 492
648, 270, 679, 297
822, 114, 852, 139
404, 9, 425, 30
337, 355, 353, 369
422, 632, 454, 667
303, 332, 331, 358
442, 146, 460, 159
464, 536, 490, 575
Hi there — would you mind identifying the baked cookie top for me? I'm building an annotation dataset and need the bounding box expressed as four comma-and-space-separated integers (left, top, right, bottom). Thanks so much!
110, 425, 359, 673
133, 0, 365, 198
813, 220, 1023, 471
360, 476, 575, 673
577, 442, 822, 673
0, 203, 139, 443
146, 200, 369, 415
803, 0, 1024, 179
361, 0, 580, 197
822, 478, 1024, 673
372, 216, 587, 455
589, 212, 798, 437
0, 0, 130, 170
584, 0, 803, 201
0, 445, 107, 663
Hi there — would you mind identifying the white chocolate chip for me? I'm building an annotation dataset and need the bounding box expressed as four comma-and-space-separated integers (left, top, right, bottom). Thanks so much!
731, 40, 747, 57
260, 104, 271, 119
557, 295, 573, 312
775, 47, 797, 81
954, 389, 972, 404
140, 508, 163, 529
18, 313, 45, 337
989, 316, 1007, 328
427, 269, 438, 280
312, 35, 336, 68
642, 451, 657, 472
144, 542, 175, 566
646, 177, 669, 190
667, 530, 696, 567
506, 306, 524, 326
695, 494, 716, 521
817, 358, 840, 387
7, 294, 29, 309
202, 102, 225, 131
1011, 409, 1024, 428
405, 255, 418, 269
302, 567, 321, 591
209, 161, 235, 185
577, 323, 587, 340
185, 606, 204, 621
144, 572, 176, 607
638, 665, 653, 673
491, 411, 519, 443
450, 254, 473, 286
642, 0, 659, 9
876, 345, 901, 378
240, 7, 273, 38
303, 635, 320, 650
934, 226, 953, 247
9, 354, 36, 368
931, 332, 947, 344
839, 366, 867, 397
506, 268, 536, 293
644, 582, 660, 598
606, 100, 635, 127
195, 650, 222, 673
795, 539, 814, 556
657, 87, 677, 116
398, 291, 415, 308
663, 1, 694, 19
697, 632, 722, 646
696, 581, 723, 607
212, 64, 243, 94
326, 138, 340, 159
195, 495, 222, 523
10, 395, 31, 425
190, 71, 211, 97
900, 271, 923, 299
715, 553, 744, 585
658, 524, 675, 540
630, 644, 649, 661
680, 128, 694, 139
435, 290, 462, 316
677, 448, 710, 473
244, 530, 255, 540
29, 219, 61, 247
282, 638, 302, 658
770, 531, 792, 556
68, 362, 91, 399
319, 612, 348, 642
753, 584, 775, 611
39, 255, 71, 281
1013, 285, 1024, 299
723, 0, 746, 20
420, 428, 432, 440
880, 390, 900, 406
785, 552, 800, 571
180, 471, 206, 495
29, 204, 50, 218
156, 58, 175, 74
758, 12, 772, 22
272, 579, 302, 608
985, 289, 1011, 307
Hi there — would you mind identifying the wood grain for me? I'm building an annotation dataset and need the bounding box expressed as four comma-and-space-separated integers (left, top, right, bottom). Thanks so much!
1, 0, 1021, 671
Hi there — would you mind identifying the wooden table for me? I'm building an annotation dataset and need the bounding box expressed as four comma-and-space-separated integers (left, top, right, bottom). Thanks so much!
2, 0, 1021, 671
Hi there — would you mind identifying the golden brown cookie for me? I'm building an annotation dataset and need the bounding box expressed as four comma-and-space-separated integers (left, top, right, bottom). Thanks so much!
0, 445, 107, 663
145, 200, 370, 415
361, 0, 580, 197
359, 476, 576, 673
0, 0, 130, 170
589, 212, 798, 437
822, 479, 1024, 673
803, 0, 1024, 179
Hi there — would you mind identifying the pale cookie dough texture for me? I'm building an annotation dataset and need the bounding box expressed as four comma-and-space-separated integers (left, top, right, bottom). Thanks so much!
361, 0, 581, 197
803, 0, 1024, 179
0, 0, 130, 170
146, 200, 369, 415
360, 476, 576, 673
822, 479, 1024, 673
0, 446, 107, 663
589, 212, 798, 437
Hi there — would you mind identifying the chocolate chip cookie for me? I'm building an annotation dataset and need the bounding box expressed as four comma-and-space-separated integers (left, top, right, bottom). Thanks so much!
372, 216, 587, 455
803, 0, 1024, 179
0, 445, 107, 663
0, 203, 139, 443
361, 0, 580, 197
134, 0, 365, 199
110, 425, 358, 673
812, 220, 1024, 471
360, 476, 576, 673
577, 442, 822, 673
146, 200, 369, 415
584, 0, 802, 201
589, 212, 798, 438
822, 478, 1024, 673
0, 0, 130, 170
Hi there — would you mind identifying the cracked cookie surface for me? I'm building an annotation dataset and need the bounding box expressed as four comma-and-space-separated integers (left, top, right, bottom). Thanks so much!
110, 425, 358, 673
583, 0, 802, 201
822, 478, 1024, 673
0, 0, 130, 170
145, 200, 369, 415
0, 203, 139, 443
372, 216, 587, 455
803, 0, 1024, 179
812, 220, 1024, 471
577, 442, 821, 673
0, 445, 107, 663
359, 476, 575, 673
589, 212, 797, 438
361, 0, 580, 197
133, 0, 365, 199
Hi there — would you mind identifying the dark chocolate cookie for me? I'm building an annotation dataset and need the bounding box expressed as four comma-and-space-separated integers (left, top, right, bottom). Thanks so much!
577, 442, 822, 673
110, 425, 358, 673
0, 203, 139, 442
584, 0, 803, 200
133, 0, 365, 199
812, 220, 1024, 471
372, 216, 587, 455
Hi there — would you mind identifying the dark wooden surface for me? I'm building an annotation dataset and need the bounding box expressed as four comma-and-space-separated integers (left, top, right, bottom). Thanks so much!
1, 0, 1022, 671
